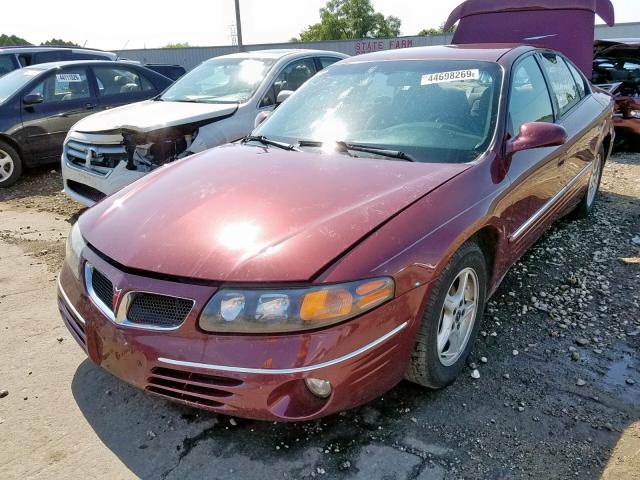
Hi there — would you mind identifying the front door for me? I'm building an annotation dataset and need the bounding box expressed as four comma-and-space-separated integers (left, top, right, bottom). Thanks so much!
500, 54, 567, 258
20, 67, 97, 163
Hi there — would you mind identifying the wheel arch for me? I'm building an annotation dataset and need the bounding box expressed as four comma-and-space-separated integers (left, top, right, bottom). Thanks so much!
0, 134, 24, 161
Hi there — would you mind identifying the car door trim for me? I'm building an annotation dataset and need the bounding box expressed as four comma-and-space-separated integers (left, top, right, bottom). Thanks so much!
509, 160, 593, 242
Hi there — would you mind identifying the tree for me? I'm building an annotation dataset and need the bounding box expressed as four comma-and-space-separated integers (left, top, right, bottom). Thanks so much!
418, 22, 456, 37
163, 42, 191, 48
294, 0, 401, 41
0, 34, 31, 46
40, 38, 80, 47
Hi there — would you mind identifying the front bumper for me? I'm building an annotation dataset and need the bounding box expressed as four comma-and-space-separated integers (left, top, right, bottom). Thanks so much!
61, 132, 146, 207
57, 249, 428, 421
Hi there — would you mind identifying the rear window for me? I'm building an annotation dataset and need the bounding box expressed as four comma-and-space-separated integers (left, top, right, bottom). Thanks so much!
540, 53, 581, 116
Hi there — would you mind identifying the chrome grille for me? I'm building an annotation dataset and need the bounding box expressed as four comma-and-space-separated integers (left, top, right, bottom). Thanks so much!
90, 267, 114, 311
127, 294, 193, 328
65, 140, 127, 175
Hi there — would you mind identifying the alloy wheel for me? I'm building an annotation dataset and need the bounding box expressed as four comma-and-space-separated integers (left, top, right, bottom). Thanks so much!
0, 149, 15, 184
437, 267, 479, 367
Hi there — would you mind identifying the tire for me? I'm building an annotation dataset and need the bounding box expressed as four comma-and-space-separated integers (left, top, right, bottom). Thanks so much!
405, 241, 487, 389
0, 141, 22, 188
573, 145, 605, 219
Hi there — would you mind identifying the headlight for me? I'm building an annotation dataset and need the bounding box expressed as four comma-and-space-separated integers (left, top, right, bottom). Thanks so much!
199, 277, 394, 333
65, 222, 87, 279
629, 110, 640, 119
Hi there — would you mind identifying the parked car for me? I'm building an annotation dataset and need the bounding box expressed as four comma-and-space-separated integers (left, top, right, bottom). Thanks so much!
0, 61, 173, 187
143, 64, 186, 81
593, 39, 640, 142
0, 46, 117, 77
61, 49, 347, 206
58, 44, 614, 420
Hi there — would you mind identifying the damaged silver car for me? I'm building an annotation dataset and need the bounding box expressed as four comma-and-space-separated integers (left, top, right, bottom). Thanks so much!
61, 49, 346, 205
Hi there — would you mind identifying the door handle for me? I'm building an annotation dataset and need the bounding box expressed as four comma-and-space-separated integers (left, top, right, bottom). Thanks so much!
85, 103, 96, 110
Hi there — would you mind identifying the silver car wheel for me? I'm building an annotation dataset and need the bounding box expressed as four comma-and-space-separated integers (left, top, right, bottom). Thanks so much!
0, 149, 14, 183
586, 154, 602, 207
437, 267, 479, 367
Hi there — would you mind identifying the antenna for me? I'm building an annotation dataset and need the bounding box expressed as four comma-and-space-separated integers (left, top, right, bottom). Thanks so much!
229, 24, 238, 46
234, 0, 244, 51
121, 40, 129, 50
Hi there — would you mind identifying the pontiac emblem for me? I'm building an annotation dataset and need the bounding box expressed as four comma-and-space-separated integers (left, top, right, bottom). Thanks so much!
112, 286, 124, 310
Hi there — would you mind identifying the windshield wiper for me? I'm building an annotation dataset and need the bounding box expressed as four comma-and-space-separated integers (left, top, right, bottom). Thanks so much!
243, 135, 300, 151
298, 140, 415, 162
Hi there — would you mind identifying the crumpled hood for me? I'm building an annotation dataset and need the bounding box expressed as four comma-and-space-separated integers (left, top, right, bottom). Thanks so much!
72, 99, 238, 134
80, 144, 470, 282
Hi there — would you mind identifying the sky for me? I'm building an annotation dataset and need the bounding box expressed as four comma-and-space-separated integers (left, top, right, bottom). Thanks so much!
2, 0, 639, 51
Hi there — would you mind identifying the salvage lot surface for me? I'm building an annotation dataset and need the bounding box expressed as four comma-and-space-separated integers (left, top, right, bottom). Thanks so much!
0, 152, 638, 480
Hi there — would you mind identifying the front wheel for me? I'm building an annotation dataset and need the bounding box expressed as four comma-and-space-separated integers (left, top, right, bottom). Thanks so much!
405, 241, 487, 389
0, 141, 22, 188
573, 146, 605, 219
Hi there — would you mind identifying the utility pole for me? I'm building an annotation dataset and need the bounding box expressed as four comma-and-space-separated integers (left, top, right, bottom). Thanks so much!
234, 0, 244, 51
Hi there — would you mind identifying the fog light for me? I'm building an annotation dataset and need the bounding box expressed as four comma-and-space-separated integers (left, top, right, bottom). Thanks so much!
304, 378, 332, 398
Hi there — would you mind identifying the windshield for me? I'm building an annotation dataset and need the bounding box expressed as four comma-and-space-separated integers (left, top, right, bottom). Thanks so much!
160, 57, 276, 104
255, 60, 503, 163
0, 68, 42, 104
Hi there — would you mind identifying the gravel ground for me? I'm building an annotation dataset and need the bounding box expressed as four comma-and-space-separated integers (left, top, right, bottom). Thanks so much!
0, 152, 638, 480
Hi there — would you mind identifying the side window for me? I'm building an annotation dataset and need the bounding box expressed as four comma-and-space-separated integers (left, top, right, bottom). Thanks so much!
32, 51, 73, 64
93, 66, 155, 96
318, 57, 341, 70
27, 69, 91, 104
260, 58, 316, 108
508, 56, 554, 136
0, 54, 16, 76
539, 53, 581, 116
565, 59, 587, 99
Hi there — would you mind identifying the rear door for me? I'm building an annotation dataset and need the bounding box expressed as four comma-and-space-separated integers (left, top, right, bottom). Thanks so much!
20, 66, 98, 163
92, 64, 160, 111
537, 52, 603, 206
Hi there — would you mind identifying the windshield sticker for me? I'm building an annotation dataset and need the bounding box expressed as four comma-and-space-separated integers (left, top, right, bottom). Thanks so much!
56, 73, 83, 82
421, 69, 480, 86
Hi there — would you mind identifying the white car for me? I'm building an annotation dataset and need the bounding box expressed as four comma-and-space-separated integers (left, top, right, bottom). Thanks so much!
61, 49, 347, 206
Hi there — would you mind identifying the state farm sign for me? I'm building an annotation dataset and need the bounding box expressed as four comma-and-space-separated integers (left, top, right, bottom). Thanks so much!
354, 38, 415, 55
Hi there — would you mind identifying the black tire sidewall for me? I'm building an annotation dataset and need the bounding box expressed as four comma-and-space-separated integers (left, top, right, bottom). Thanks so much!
411, 243, 487, 388
0, 141, 22, 188
576, 146, 605, 218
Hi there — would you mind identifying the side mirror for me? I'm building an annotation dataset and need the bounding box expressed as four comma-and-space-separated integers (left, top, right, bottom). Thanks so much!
23, 93, 44, 106
275, 89, 294, 107
254, 111, 271, 128
506, 122, 567, 155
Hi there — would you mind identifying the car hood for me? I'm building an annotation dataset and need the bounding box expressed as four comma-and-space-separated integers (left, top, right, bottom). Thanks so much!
79, 144, 471, 282
72, 99, 238, 134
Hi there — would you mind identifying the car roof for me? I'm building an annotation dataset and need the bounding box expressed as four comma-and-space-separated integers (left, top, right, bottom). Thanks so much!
340, 44, 533, 64
595, 38, 640, 46
215, 49, 348, 60
21, 60, 143, 71
0, 46, 114, 54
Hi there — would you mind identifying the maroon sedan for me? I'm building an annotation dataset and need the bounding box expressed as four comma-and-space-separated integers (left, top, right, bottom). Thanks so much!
58, 45, 614, 421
